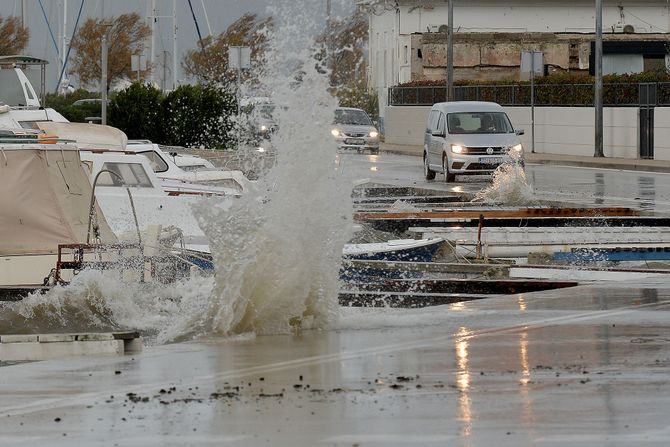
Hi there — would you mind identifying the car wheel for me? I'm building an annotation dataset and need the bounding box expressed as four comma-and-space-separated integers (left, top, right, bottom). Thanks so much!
424, 153, 436, 180
443, 154, 455, 183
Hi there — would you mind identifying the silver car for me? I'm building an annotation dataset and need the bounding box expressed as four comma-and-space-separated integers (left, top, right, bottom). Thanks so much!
423, 101, 524, 182
331, 107, 380, 154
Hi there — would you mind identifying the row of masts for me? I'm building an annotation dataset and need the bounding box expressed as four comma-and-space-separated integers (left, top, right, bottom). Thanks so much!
30, 0, 213, 92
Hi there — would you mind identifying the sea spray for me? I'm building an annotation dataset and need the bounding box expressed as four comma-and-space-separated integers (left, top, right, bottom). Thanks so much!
472, 160, 537, 206
0, 270, 215, 337
161, 1, 354, 340
0, 1, 353, 343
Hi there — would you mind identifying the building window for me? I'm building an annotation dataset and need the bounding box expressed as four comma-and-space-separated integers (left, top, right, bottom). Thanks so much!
404, 45, 408, 64
644, 55, 666, 72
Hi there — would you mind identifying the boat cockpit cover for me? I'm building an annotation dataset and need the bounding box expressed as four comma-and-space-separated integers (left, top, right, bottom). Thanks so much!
35, 122, 128, 150
0, 146, 117, 255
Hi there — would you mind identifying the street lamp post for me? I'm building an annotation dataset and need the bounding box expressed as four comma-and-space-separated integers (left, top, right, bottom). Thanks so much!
100, 22, 113, 125
446, 0, 454, 101
229, 46, 251, 150
594, 0, 604, 157
101, 34, 108, 125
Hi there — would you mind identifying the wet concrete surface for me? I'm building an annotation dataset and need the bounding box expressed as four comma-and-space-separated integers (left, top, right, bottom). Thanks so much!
3, 154, 670, 445
2, 282, 670, 446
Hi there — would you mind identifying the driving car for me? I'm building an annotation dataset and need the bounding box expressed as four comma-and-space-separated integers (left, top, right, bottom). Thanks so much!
331, 107, 380, 154
423, 101, 524, 182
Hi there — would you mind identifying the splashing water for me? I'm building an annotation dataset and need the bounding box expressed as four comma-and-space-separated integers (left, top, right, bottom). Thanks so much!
472, 161, 537, 206
162, 1, 353, 341
1, 0, 352, 343
0, 270, 215, 338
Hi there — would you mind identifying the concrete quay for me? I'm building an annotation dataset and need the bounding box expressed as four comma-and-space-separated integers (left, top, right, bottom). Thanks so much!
0, 331, 142, 361
1, 282, 670, 446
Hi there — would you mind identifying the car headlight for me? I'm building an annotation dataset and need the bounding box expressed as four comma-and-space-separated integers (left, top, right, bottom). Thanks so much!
512, 143, 523, 152
369, 131, 378, 138
260, 125, 267, 131
331, 129, 341, 137
451, 144, 464, 154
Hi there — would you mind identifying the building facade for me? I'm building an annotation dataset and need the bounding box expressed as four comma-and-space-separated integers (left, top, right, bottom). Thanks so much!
364, 0, 670, 118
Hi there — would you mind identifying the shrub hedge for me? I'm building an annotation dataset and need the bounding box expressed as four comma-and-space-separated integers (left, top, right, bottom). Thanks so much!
392, 72, 670, 106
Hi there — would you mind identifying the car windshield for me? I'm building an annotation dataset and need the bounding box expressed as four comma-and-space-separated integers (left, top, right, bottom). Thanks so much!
334, 109, 372, 126
447, 112, 514, 134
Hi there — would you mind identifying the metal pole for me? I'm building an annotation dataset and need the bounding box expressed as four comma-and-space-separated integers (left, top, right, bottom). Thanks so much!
531, 52, 535, 154
172, 0, 178, 90
200, 0, 212, 36
62, 0, 68, 89
594, 0, 604, 157
101, 32, 108, 125
446, 0, 454, 101
21, 0, 26, 29
162, 50, 167, 91
150, 0, 156, 83
237, 48, 241, 151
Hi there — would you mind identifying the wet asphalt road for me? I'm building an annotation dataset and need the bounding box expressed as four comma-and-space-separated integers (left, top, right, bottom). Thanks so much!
340, 152, 670, 212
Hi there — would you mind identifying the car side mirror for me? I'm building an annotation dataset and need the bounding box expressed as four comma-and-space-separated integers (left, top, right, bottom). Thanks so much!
372, 120, 378, 127
515, 129, 525, 136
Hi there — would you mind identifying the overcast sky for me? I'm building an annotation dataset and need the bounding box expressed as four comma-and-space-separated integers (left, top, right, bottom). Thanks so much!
1, 0, 353, 91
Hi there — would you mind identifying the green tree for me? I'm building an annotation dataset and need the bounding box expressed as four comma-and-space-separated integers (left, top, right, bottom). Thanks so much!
0, 16, 29, 55
316, 9, 378, 119
44, 90, 101, 122
161, 84, 236, 149
108, 82, 164, 141
69, 13, 151, 90
182, 13, 273, 88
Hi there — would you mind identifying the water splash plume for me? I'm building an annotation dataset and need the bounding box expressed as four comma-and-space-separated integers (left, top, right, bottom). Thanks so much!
163, 0, 354, 340
472, 161, 537, 206
0, 0, 352, 344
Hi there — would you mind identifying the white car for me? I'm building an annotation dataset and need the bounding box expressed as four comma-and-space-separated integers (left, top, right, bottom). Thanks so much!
330, 107, 380, 154
423, 101, 524, 182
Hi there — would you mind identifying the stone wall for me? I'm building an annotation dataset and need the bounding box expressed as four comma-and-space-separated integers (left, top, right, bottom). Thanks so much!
414, 32, 670, 82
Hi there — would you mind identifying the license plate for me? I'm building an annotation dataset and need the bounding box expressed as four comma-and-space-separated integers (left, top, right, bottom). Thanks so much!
479, 157, 503, 164
345, 138, 365, 145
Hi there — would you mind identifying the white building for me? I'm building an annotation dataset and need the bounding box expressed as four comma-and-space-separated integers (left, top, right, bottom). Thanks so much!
364, 0, 670, 123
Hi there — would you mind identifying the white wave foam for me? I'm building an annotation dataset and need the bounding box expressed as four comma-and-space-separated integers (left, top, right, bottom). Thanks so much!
472, 162, 537, 206
0, 270, 215, 341
170, 1, 354, 339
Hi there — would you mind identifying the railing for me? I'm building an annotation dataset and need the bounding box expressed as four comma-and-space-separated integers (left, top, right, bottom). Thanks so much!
388, 83, 670, 107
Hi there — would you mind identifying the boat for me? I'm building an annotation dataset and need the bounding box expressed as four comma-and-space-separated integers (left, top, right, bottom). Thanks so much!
411, 225, 670, 261
0, 59, 252, 196
0, 143, 177, 288
343, 238, 444, 262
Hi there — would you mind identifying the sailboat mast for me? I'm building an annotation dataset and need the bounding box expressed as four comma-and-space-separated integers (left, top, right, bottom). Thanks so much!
62, 0, 68, 83
200, 0, 212, 36
148, 0, 156, 84
172, 0, 177, 90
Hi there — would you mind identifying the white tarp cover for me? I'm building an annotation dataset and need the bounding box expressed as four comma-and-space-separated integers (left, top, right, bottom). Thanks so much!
0, 145, 116, 255
35, 122, 128, 150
